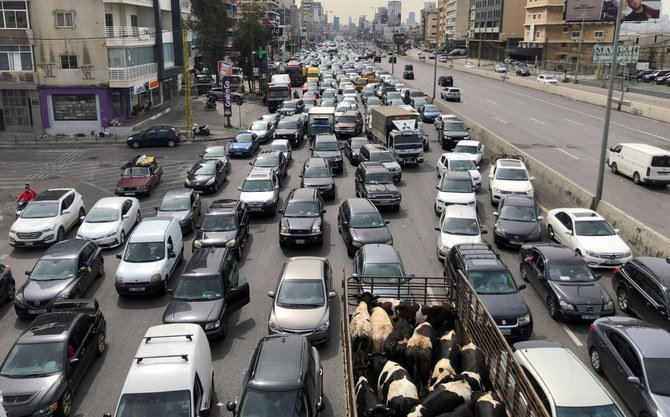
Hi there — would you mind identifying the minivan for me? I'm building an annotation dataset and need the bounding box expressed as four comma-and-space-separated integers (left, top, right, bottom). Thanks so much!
608, 143, 670, 185
115, 217, 184, 295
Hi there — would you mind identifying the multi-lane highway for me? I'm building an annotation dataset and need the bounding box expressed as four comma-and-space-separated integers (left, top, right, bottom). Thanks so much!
381, 55, 670, 238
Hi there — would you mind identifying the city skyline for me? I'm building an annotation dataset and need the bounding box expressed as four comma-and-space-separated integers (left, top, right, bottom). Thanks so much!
314, 0, 423, 23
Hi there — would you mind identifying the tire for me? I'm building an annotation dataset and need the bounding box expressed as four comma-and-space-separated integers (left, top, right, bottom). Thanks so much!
177, 247, 184, 265
56, 227, 65, 243
234, 96, 242, 105
590, 348, 603, 374
77, 208, 85, 225
119, 230, 126, 246
95, 330, 106, 357
547, 297, 559, 320
633, 171, 642, 185
130, 140, 140, 148
58, 388, 73, 417
575, 249, 583, 257
547, 225, 555, 241
6, 280, 15, 302
610, 162, 618, 174
136, 211, 142, 225
434, 204, 440, 217
167, 139, 176, 148
616, 288, 631, 313
520, 265, 528, 282
96, 258, 105, 278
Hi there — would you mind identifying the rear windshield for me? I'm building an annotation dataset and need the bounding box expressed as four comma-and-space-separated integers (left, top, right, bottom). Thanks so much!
651, 155, 670, 167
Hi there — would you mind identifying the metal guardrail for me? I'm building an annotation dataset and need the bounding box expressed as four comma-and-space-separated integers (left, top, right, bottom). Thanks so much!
104, 26, 156, 41
108, 63, 158, 81
102, 0, 153, 6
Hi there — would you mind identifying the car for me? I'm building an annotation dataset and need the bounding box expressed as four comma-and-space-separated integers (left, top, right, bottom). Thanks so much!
343, 136, 369, 166
342, 86, 358, 101
488, 159, 535, 205
258, 113, 281, 130
277, 99, 305, 116
311, 134, 344, 174
418, 127, 430, 152
520, 243, 615, 320
516, 67, 531, 76
338, 198, 392, 256
247, 120, 275, 143
410, 97, 428, 112
613, 257, 670, 330
278, 188, 326, 247
334, 110, 363, 139
127, 125, 181, 148
155, 189, 201, 233
0, 299, 107, 417
434, 114, 460, 130
420, 104, 441, 123
359, 144, 402, 182
226, 335, 325, 417
273, 114, 305, 148
0, 263, 15, 305
386, 98, 405, 107
320, 98, 335, 108
438, 75, 454, 87
228, 132, 260, 157
249, 150, 288, 184
437, 120, 470, 150
200, 145, 230, 165
434, 171, 476, 216
436, 205, 485, 260
300, 158, 336, 200
587, 317, 670, 417
9, 188, 86, 248
513, 340, 626, 417
321, 89, 337, 102
418, 52, 425, 60
114, 155, 163, 196
365, 96, 382, 108
76, 197, 141, 248
436, 153, 482, 190
13, 239, 104, 318
494, 64, 507, 73
268, 257, 336, 343
237, 170, 280, 216
428, 52, 436, 59
207, 87, 245, 104
352, 244, 410, 297
545, 208, 633, 268
270, 139, 292, 162
163, 247, 250, 339
440, 87, 461, 102
192, 199, 250, 258
537, 74, 558, 84
403, 70, 414, 80
184, 159, 229, 194
354, 162, 401, 211
453, 140, 484, 165
492, 195, 542, 247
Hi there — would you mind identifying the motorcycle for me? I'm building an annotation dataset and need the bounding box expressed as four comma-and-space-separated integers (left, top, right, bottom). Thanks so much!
204, 101, 216, 111
16, 200, 28, 218
193, 123, 211, 136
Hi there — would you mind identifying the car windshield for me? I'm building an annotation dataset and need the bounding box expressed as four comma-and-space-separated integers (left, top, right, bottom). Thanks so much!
339, 116, 357, 124
574, 220, 615, 236
239, 389, 306, 417
365, 173, 393, 185
387, 92, 401, 100
268, 89, 288, 98
547, 262, 596, 282
440, 179, 473, 193
242, 179, 273, 192
159, 197, 190, 211
343, 89, 356, 95
443, 122, 466, 132
367, 97, 381, 105
277, 121, 297, 129
410, 91, 424, 97
173, 274, 223, 301
0, 342, 64, 377
644, 358, 670, 396
496, 168, 528, 180
204, 147, 226, 158
450, 159, 476, 171
350, 212, 385, 228
555, 405, 625, 417
254, 156, 279, 167
467, 270, 517, 294
314, 141, 339, 151
441, 217, 480, 236
123, 242, 165, 263
304, 166, 331, 178
116, 390, 191, 417
322, 92, 335, 99
423, 105, 439, 112
200, 213, 237, 232
20, 202, 60, 219
499, 205, 537, 222
454, 145, 478, 155
361, 263, 404, 282
370, 152, 396, 163
282, 101, 297, 108
30, 258, 75, 281
277, 279, 325, 307
236, 134, 254, 143
190, 163, 216, 175
336, 105, 350, 112
85, 206, 119, 223
122, 167, 150, 177
284, 201, 320, 218
249, 122, 267, 131
350, 139, 368, 149
271, 143, 288, 153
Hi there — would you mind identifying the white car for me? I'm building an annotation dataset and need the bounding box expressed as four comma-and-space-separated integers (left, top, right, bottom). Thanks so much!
335, 103, 352, 120
435, 204, 484, 261
270, 139, 292, 162
434, 114, 460, 131
494, 64, 507, 73
537, 74, 558, 84
76, 197, 141, 248
434, 171, 476, 216
237, 170, 280, 215
342, 87, 358, 101
9, 188, 85, 248
453, 140, 484, 165
464, 62, 475, 68
545, 208, 633, 268
440, 87, 461, 102
488, 159, 535, 204
436, 153, 482, 190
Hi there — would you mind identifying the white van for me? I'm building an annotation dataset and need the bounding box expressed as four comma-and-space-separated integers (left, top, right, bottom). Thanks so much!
105, 324, 214, 417
115, 217, 184, 295
608, 143, 670, 185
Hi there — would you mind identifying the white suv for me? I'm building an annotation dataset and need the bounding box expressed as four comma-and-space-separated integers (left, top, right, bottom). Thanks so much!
238, 169, 280, 215
9, 188, 85, 248
488, 159, 535, 205
436, 153, 482, 190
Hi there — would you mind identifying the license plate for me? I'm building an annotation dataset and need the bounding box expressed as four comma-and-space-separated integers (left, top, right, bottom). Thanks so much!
295, 239, 305, 244
510, 240, 523, 245
499, 328, 512, 335
405, 158, 415, 164
582, 314, 599, 320
129, 287, 145, 292
24, 241, 33, 246
28, 309, 47, 315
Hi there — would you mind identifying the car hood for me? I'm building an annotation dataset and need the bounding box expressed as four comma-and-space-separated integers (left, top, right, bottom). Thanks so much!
443, 130, 469, 138
20, 279, 71, 303
283, 217, 318, 230
156, 210, 189, 222
0, 373, 61, 411
240, 191, 275, 203
116, 259, 166, 282
128, 133, 141, 140
478, 292, 529, 319
313, 150, 341, 159
12, 217, 58, 232
493, 179, 532, 193
440, 232, 482, 250
275, 128, 299, 137
303, 178, 335, 187
77, 221, 119, 239
272, 303, 328, 330
336, 122, 356, 129
116, 177, 150, 187
496, 219, 540, 236
278, 108, 296, 114
548, 281, 611, 305
365, 184, 399, 194
195, 230, 237, 246
575, 235, 630, 254
437, 191, 476, 205
163, 298, 223, 323
381, 161, 401, 171
350, 227, 392, 244
248, 130, 268, 138
186, 173, 215, 184
229, 142, 253, 151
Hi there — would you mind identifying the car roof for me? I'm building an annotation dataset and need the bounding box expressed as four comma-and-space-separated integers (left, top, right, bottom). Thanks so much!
207, 199, 240, 213
341, 110, 359, 116
257, 150, 282, 158
443, 204, 477, 219
361, 244, 401, 264
182, 247, 230, 277
444, 152, 471, 161
530, 243, 579, 261
347, 198, 378, 213
363, 143, 388, 152
19, 312, 80, 344
33, 188, 72, 202
279, 114, 302, 122
283, 257, 327, 280
250, 335, 308, 390
598, 317, 670, 358
287, 188, 318, 202
130, 218, 173, 241
559, 208, 604, 221
246, 170, 274, 180
162, 188, 192, 199
315, 134, 337, 142
496, 159, 526, 168
43, 238, 88, 259
304, 157, 329, 168
92, 197, 131, 209
442, 171, 471, 181
456, 140, 480, 147
360, 162, 389, 174
631, 257, 670, 281
500, 195, 535, 207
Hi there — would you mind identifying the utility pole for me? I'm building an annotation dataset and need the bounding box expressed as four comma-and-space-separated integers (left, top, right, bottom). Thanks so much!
181, 23, 192, 140
574, 17, 586, 82
477, 31, 482, 67
432, 33, 442, 101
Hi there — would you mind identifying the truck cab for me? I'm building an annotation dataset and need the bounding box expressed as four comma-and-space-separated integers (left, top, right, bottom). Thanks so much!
307, 107, 335, 144
388, 130, 424, 166
265, 83, 291, 113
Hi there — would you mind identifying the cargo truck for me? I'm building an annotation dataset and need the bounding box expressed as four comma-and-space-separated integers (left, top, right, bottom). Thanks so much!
264, 82, 291, 113
368, 106, 424, 166
307, 107, 335, 144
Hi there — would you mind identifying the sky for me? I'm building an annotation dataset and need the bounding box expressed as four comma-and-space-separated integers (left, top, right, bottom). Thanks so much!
317, 0, 424, 24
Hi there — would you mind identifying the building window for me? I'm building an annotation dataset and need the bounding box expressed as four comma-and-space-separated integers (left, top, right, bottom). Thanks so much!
538, 13, 542, 18
536, 31, 540, 37
105, 13, 113, 26
60, 55, 77, 69
52, 94, 97, 121
163, 43, 174, 64
571, 31, 581, 37
111, 91, 123, 116
532, 13, 536, 19
55, 11, 74, 28
1, 1, 29, 29
1, 89, 31, 127
563, 26, 568, 32
0, 45, 32, 71
559, 54, 567, 59
594, 30, 604, 37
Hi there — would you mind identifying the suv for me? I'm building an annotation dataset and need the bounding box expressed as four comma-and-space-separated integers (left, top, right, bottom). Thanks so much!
273, 115, 305, 147
436, 153, 482, 190
440, 87, 461, 102
311, 134, 343, 174
193, 199, 250, 259
277, 99, 305, 116
488, 159, 535, 205
249, 150, 288, 185
334, 110, 363, 139
434, 171, 476, 216
438, 120, 470, 150
352, 244, 411, 297
354, 162, 401, 211
115, 155, 163, 196
9, 188, 86, 247
226, 335, 325, 417
279, 188, 326, 247
359, 144, 402, 182
444, 243, 532, 341
338, 198, 393, 256
300, 158, 336, 200
238, 170, 280, 215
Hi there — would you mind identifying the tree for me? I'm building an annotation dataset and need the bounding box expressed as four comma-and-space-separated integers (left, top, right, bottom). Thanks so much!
233, 3, 270, 91
189, 0, 230, 73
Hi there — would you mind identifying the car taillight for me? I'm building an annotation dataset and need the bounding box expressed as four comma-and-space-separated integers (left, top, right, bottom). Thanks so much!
588, 324, 595, 333
646, 166, 651, 176
613, 266, 620, 275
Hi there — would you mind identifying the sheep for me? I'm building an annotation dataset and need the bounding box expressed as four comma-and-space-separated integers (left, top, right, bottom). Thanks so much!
371, 306, 393, 353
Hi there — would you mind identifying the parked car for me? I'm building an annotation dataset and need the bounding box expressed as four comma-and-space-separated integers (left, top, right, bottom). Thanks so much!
155, 189, 201, 233
493, 195, 542, 247
494, 64, 507, 73
488, 159, 534, 205
184, 159, 229, 194
193, 199, 250, 259
278, 188, 326, 247
338, 198, 392, 256
201, 145, 230, 165
516, 67, 531, 76
76, 197, 141, 248
207, 87, 245, 105
127, 126, 181, 148
228, 132, 260, 157
537, 74, 558, 84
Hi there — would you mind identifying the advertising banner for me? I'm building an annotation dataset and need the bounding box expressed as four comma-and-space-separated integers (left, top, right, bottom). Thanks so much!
222, 77, 232, 117
593, 44, 640, 63
565, 0, 661, 21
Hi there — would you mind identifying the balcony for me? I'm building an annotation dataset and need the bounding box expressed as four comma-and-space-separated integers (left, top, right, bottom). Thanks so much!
102, 0, 153, 6
108, 63, 157, 88
105, 26, 156, 46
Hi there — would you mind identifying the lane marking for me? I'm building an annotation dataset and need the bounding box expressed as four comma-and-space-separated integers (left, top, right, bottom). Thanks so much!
486, 99, 497, 105
556, 147, 579, 159
79, 180, 114, 196
561, 323, 584, 347
565, 118, 583, 126
514, 99, 526, 105
530, 117, 546, 125
494, 117, 508, 124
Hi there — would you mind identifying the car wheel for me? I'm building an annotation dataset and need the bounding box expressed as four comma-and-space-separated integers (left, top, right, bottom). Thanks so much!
96, 259, 105, 278
616, 288, 631, 312
547, 225, 556, 241
95, 330, 106, 357
119, 230, 126, 246
610, 162, 618, 174
633, 171, 642, 185
178, 247, 184, 265
6, 280, 15, 302
77, 207, 85, 225
58, 388, 73, 417
167, 139, 176, 148
56, 227, 65, 243
547, 297, 559, 320
136, 211, 142, 224
434, 204, 440, 217
130, 140, 140, 148
590, 348, 603, 374
520, 265, 528, 282
575, 249, 583, 257
234, 96, 242, 105
317, 237, 323, 247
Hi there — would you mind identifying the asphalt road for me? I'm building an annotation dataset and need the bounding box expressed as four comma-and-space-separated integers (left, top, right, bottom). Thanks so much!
380, 55, 670, 239
0, 97, 633, 416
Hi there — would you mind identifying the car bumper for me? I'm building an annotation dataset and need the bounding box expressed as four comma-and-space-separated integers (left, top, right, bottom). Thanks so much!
368, 197, 401, 207
8, 232, 56, 247
14, 300, 55, 318
435, 200, 476, 214
268, 326, 330, 345
185, 182, 218, 193
558, 307, 616, 321
115, 280, 165, 295
228, 149, 254, 157
493, 232, 540, 248
396, 154, 424, 166
582, 254, 633, 268
280, 232, 323, 245
305, 185, 336, 199
115, 188, 148, 196
335, 130, 357, 138
498, 321, 533, 341
326, 159, 343, 173
246, 202, 276, 213
81, 235, 120, 248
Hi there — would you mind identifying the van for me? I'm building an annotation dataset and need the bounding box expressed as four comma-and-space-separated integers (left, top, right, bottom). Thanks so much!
114, 217, 184, 295
104, 324, 214, 417
271, 73, 291, 85
608, 143, 670, 185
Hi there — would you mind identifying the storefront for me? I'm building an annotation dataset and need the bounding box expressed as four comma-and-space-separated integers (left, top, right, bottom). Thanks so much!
0, 87, 39, 132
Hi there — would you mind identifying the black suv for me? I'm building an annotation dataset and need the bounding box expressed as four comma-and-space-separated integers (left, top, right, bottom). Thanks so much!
193, 199, 250, 259
277, 99, 305, 116
279, 188, 326, 247
226, 335, 325, 417
338, 198, 393, 256
249, 150, 288, 184
444, 243, 532, 341
438, 75, 454, 87
493, 195, 543, 248
300, 158, 336, 200
613, 257, 670, 331
403, 69, 414, 80
354, 162, 401, 211
311, 134, 343, 174
274, 115, 305, 147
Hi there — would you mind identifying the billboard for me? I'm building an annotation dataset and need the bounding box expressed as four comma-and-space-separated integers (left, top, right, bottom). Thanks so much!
222, 77, 232, 117
593, 44, 640, 63
564, 0, 661, 21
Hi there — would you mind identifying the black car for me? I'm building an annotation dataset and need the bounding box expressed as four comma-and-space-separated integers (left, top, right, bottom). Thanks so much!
184, 159, 230, 194
338, 198, 392, 256
277, 99, 305, 116
516, 67, 531, 76
403, 70, 414, 80
493, 195, 543, 247
404, 64, 414, 71
439, 120, 470, 150
249, 150, 288, 184
163, 247, 250, 339
0, 263, 15, 304
311, 134, 344, 174
613, 257, 670, 330
445, 243, 532, 341
300, 158, 336, 200
193, 199, 250, 259
354, 162, 401, 211
278, 188, 326, 247
520, 243, 615, 321
226, 335, 325, 417
273, 115, 305, 148
438, 75, 454, 87
14, 240, 104, 319
343, 136, 370, 166
0, 299, 106, 417
127, 125, 181, 148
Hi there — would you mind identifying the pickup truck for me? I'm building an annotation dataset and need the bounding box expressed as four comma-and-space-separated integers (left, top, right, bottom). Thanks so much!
115, 155, 163, 196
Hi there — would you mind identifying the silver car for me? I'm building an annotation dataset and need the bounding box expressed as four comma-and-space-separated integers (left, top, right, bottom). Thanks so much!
154, 189, 201, 233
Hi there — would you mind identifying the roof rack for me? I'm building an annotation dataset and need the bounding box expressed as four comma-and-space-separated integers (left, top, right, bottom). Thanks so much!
143, 333, 193, 343
123, 154, 155, 169
135, 354, 188, 364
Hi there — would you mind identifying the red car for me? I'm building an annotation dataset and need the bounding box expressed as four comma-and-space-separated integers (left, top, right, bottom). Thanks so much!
114, 155, 163, 196
334, 110, 363, 139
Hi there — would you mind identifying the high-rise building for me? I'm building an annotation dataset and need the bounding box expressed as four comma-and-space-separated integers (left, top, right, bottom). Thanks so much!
407, 11, 417, 26
239, 0, 280, 25
387, 1, 402, 27
333, 16, 340, 32
444, 0, 470, 43
473, 0, 526, 58
421, 3, 439, 46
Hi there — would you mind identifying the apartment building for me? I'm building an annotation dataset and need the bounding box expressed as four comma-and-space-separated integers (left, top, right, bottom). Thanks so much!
473, 0, 525, 60
240, 0, 280, 25
445, 0, 470, 42
421, 3, 439, 47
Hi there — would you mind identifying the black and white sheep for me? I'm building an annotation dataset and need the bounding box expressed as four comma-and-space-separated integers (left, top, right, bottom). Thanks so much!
355, 376, 391, 417
407, 379, 472, 417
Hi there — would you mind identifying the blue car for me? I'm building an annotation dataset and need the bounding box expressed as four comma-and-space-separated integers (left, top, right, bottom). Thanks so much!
228, 132, 260, 157
421, 104, 441, 123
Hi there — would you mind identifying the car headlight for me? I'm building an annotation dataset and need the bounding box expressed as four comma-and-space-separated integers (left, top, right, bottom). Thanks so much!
624, 250, 632, 257
104, 231, 117, 238
493, 187, 501, 193
439, 243, 449, 252
526, 189, 534, 195
559, 300, 575, 310
280, 226, 289, 234
14, 292, 24, 304
585, 250, 599, 257
265, 199, 275, 206
463, 135, 470, 140
205, 320, 221, 330
56, 293, 70, 301
315, 321, 329, 332
518, 314, 532, 325
495, 225, 506, 236
42, 225, 56, 232
115, 276, 124, 284
9, 228, 17, 234
312, 224, 321, 233
385, 239, 393, 245
205, 177, 215, 185
227, 238, 237, 248
268, 321, 282, 333
150, 273, 161, 283
75, 234, 83, 239
32, 402, 58, 416
604, 300, 615, 310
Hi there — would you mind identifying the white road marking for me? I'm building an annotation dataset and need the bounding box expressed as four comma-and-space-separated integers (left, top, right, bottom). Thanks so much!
486, 99, 497, 105
494, 117, 508, 124
530, 117, 546, 125
565, 118, 583, 126
79, 180, 114, 196
561, 323, 584, 347
556, 147, 579, 159
514, 99, 526, 105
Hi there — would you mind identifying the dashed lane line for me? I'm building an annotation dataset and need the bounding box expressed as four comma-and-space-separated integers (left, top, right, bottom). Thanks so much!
565, 118, 583, 126
530, 117, 546, 125
486, 99, 497, 105
561, 323, 584, 347
556, 147, 580, 160
494, 117, 508, 124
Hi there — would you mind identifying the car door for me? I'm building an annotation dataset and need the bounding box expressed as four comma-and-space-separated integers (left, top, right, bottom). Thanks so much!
191, 192, 201, 221
224, 251, 250, 313
437, 155, 447, 177
120, 200, 133, 233
66, 317, 95, 388
338, 203, 351, 246
62, 193, 77, 230
602, 331, 645, 414
551, 212, 569, 245
311, 346, 324, 414
143, 128, 158, 146
77, 244, 97, 292
627, 269, 668, 329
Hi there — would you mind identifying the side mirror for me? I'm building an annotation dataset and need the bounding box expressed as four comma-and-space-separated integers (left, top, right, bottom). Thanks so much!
69, 357, 80, 365
614, 228, 620, 234
104, 414, 112, 417
565, 230, 573, 236
299, 174, 303, 177
488, 174, 494, 179
168, 251, 177, 259
317, 400, 326, 413
518, 283, 527, 290
435, 226, 440, 231
278, 209, 284, 214
237, 186, 242, 191
274, 185, 280, 190
435, 185, 439, 190
199, 154, 204, 157
595, 274, 602, 280
385, 220, 390, 225
116, 254, 122, 259
25, 269, 32, 276
493, 211, 499, 217
627, 376, 642, 387
268, 291, 276, 298
321, 209, 327, 214
78, 266, 88, 274
481, 230, 488, 234
529, 176, 536, 181
538, 215, 545, 221
226, 402, 236, 412
248, 162, 253, 165
166, 288, 173, 294
328, 291, 337, 299
154, 205, 159, 212
79, 215, 86, 222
